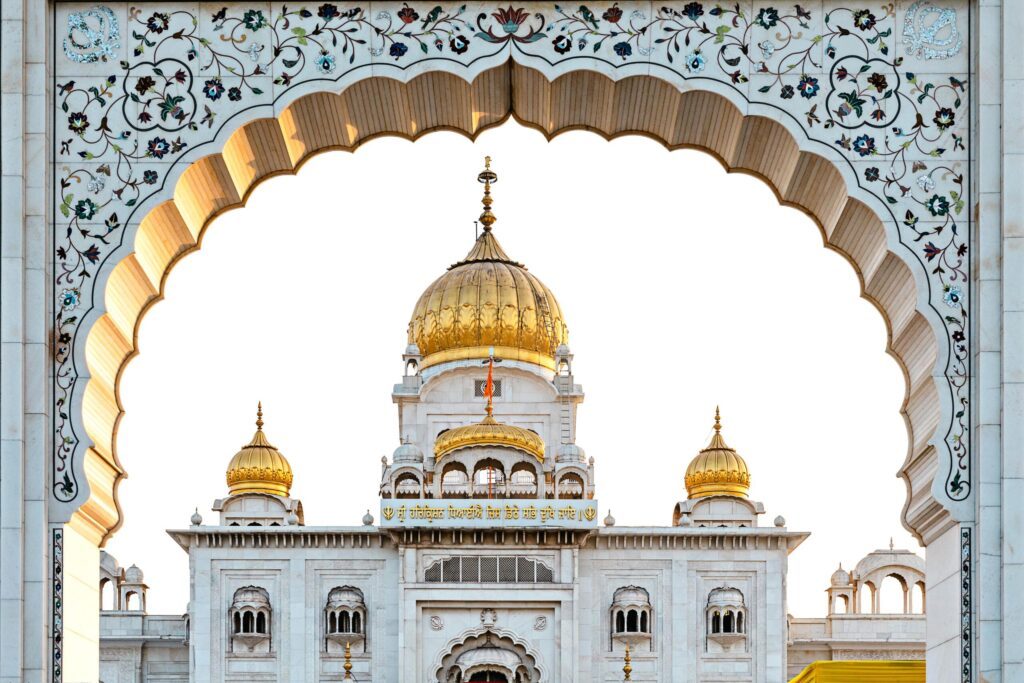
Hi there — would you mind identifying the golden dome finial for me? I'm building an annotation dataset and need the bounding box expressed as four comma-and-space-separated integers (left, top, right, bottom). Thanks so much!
477, 155, 498, 231
225, 403, 293, 497
683, 407, 751, 499
343, 641, 353, 679
623, 644, 632, 680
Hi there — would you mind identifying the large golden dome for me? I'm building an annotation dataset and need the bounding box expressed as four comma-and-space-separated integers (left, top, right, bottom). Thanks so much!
407, 159, 568, 371
684, 408, 751, 499
225, 404, 293, 497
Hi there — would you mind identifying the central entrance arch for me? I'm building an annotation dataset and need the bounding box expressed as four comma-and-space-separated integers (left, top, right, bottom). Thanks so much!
77, 62, 946, 548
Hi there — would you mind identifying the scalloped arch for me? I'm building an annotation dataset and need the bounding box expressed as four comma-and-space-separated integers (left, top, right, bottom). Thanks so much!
75, 62, 945, 545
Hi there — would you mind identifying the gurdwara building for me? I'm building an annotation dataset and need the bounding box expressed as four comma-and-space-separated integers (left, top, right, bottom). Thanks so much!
97, 163, 925, 683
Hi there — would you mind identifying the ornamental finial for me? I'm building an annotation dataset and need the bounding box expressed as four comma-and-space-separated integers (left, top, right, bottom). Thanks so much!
256, 402, 264, 431
343, 641, 353, 679
713, 406, 721, 433
623, 644, 632, 680
477, 156, 498, 231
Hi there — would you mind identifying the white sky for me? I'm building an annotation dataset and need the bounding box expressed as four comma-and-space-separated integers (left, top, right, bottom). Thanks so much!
109, 121, 921, 618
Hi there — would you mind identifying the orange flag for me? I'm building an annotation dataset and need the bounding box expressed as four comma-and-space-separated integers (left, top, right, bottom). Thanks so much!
484, 355, 495, 416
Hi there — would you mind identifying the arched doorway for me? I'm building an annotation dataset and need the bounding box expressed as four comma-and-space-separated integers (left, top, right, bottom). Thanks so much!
45, 4, 976, 678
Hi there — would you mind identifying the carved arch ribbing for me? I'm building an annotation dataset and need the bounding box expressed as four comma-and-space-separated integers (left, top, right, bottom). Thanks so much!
76, 62, 942, 544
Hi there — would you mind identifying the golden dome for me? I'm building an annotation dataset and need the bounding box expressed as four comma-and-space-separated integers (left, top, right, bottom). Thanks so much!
434, 414, 545, 462
407, 158, 568, 371
684, 408, 751, 499
225, 403, 293, 497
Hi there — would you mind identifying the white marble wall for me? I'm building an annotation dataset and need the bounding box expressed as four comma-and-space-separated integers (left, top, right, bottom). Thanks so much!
177, 526, 797, 682
0, 1, 50, 682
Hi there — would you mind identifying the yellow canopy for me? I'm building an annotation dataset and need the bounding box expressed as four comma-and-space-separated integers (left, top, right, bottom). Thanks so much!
789, 661, 925, 683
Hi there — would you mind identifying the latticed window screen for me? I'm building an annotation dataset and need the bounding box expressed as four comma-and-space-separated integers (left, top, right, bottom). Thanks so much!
424, 556, 554, 583
473, 379, 503, 397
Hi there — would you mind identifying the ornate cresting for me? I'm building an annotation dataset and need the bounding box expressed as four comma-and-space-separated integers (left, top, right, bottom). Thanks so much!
49, 4, 974, 678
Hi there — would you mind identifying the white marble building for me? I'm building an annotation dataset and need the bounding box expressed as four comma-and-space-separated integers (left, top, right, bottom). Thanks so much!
98, 174, 922, 682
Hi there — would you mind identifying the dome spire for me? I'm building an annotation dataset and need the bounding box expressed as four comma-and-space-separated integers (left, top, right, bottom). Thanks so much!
477, 155, 498, 231
714, 405, 721, 433
256, 401, 264, 431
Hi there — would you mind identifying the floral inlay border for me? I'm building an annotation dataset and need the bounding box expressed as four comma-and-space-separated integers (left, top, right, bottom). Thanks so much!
53, 2, 971, 506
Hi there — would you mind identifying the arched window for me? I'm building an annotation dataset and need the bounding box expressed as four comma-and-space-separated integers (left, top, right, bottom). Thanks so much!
880, 575, 906, 613
860, 581, 876, 614
243, 611, 254, 633
706, 587, 747, 651
736, 611, 744, 634
610, 586, 653, 645
556, 472, 585, 499
229, 586, 272, 652
473, 460, 505, 497
100, 578, 115, 611
328, 612, 337, 633
914, 581, 926, 614
723, 610, 734, 633
255, 612, 266, 634
441, 465, 469, 498
124, 591, 138, 611
711, 612, 721, 633
339, 611, 350, 632
640, 611, 648, 633
626, 610, 638, 632
352, 611, 362, 634
615, 611, 625, 633
233, 612, 241, 634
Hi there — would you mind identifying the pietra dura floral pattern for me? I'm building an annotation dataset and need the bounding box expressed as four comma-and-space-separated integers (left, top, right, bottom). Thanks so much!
54, 3, 971, 504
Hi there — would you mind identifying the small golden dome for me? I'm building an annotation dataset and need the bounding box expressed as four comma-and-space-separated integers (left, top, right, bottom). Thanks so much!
407, 158, 568, 371
225, 403, 293, 497
684, 408, 751, 499
434, 414, 545, 462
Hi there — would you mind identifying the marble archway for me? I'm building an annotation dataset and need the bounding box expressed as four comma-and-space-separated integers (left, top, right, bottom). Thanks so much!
44, 3, 977, 681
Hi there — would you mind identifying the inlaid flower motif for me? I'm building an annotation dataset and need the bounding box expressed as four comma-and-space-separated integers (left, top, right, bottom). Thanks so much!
248, 43, 263, 62
242, 10, 267, 31
227, 87, 242, 101
317, 4, 341, 20
134, 75, 156, 95
147, 136, 170, 159
684, 50, 705, 74
146, 12, 170, 34
682, 3, 704, 20
143, 170, 158, 185
74, 199, 97, 220
449, 34, 470, 55
933, 108, 955, 131
603, 5, 623, 23
203, 78, 225, 100
755, 7, 780, 29
797, 75, 820, 98
780, 84, 795, 99
943, 285, 962, 308
852, 134, 876, 156
926, 194, 950, 216
87, 175, 105, 193
493, 6, 530, 34
397, 5, 419, 24
853, 10, 877, 31
60, 288, 81, 312
315, 52, 336, 74
613, 42, 632, 59
917, 175, 935, 192
864, 167, 880, 182
759, 40, 775, 58
952, 330, 965, 343
552, 35, 571, 54
67, 112, 89, 134
390, 42, 408, 59
867, 73, 888, 92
